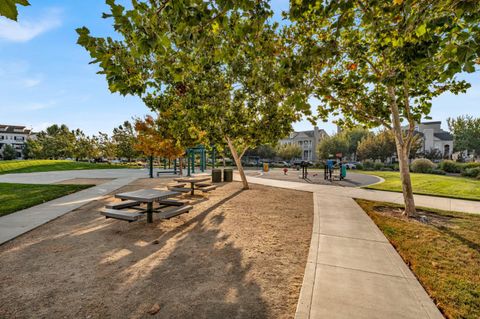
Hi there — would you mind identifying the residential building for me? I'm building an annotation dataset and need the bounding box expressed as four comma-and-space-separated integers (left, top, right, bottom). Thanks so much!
0, 125, 34, 159
414, 121, 454, 158
279, 126, 328, 162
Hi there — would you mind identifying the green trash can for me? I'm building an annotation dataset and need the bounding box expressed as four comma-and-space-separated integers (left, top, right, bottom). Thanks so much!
223, 168, 233, 182
212, 169, 222, 183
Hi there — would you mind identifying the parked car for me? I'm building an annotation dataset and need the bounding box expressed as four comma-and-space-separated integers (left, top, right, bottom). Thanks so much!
292, 160, 313, 169
344, 162, 361, 169
272, 161, 290, 167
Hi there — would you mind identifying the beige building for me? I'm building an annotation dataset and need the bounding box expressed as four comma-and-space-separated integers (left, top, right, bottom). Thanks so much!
414, 121, 453, 158
0, 125, 34, 159
279, 126, 328, 162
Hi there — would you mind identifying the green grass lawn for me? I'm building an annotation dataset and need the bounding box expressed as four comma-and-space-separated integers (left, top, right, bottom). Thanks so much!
356, 199, 480, 319
0, 160, 139, 175
0, 183, 93, 217
357, 170, 480, 201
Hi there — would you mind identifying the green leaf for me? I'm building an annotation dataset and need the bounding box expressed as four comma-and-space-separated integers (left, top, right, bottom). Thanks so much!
415, 24, 427, 37
0, 0, 30, 21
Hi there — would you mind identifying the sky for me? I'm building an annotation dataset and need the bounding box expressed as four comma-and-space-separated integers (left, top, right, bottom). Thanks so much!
0, 0, 478, 137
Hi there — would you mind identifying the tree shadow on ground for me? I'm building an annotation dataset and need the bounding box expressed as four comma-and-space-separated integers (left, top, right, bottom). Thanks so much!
0, 184, 270, 319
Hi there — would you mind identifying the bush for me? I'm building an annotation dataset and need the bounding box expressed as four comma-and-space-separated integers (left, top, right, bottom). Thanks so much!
462, 162, 480, 171
410, 158, 436, 173
438, 160, 462, 173
362, 160, 375, 170
314, 162, 325, 169
430, 169, 446, 175
380, 167, 394, 171
462, 167, 480, 178
355, 163, 364, 170
373, 162, 385, 170
393, 164, 400, 171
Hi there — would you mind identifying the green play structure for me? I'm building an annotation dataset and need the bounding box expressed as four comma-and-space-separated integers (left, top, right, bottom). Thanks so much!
185, 145, 217, 176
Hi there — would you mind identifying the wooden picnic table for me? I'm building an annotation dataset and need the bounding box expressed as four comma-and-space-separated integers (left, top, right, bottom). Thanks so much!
115, 189, 179, 223
173, 176, 211, 196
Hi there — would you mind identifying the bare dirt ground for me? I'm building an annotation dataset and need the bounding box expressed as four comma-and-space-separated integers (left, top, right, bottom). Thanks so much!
0, 179, 313, 319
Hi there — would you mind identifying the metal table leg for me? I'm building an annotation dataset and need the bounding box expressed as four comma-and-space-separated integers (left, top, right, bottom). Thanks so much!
147, 202, 153, 223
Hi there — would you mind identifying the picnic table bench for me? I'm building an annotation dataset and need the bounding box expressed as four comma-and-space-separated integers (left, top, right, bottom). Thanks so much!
172, 176, 214, 195
101, 189, 192, 223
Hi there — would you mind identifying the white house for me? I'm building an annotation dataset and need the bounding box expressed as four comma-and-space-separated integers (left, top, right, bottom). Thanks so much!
414, 121, 454, 158
0, 125, 35, 159
279, 126, 328, 162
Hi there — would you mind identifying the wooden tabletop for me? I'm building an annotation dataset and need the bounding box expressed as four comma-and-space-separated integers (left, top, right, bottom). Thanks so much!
173, 176, 211, 183
115, 189, 179, 202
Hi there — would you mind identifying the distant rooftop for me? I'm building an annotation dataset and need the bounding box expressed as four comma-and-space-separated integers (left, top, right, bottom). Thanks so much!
0, 125, 32, 134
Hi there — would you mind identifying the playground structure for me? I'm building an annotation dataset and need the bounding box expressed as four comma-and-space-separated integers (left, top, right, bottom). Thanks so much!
324, 159, 347, 182
154, 145, 217, 177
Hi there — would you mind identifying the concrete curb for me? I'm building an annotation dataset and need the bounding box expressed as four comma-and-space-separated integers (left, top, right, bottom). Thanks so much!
295, 192, 319, 319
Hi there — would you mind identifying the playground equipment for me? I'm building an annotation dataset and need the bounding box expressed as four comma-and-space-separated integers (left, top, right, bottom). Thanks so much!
185, 145, 207, 176
324, 159, 347, 181
300, 161, 310, 179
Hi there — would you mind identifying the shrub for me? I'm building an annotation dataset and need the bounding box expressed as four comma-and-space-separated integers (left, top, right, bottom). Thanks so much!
380, 167, 394, 171
438, 160, 461, 173
362, 160, 375, 170
373, 162, 384, 170
462, 167, 480, 178
430, 169, 446, 175
462, 162, 480, 171
393, 164, 400, 171
410, 158, 436, 173
355, 163, 364, 170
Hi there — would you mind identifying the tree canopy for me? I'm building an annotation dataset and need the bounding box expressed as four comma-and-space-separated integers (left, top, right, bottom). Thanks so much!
448, 115, 480, 158
77, 0, 308, 189
289, 0, 480, 215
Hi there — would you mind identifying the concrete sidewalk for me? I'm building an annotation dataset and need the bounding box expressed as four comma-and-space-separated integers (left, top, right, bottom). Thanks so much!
295, 194, 443, 319
0, 176, 138, 245
235, 174, 446, 318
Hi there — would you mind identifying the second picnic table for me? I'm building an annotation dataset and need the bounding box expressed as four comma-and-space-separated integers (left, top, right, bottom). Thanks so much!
115, 189, 179, 223
173, 176, 211, 196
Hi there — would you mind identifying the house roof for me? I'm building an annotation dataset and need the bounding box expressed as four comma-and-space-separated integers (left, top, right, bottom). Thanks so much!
434, 132, 453, 141
421, 121, 442, 125
0, 125, 32, 134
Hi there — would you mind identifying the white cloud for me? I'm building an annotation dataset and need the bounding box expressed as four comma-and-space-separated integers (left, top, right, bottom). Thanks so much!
0, 8, 62, 42
23, 77, 42, 88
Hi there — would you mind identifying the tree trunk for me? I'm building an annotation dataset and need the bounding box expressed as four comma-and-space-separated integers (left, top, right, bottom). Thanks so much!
396, 143, 416, 216
179, 157, 183, 176
226, 136, 249, 190
388, 86, 416, 216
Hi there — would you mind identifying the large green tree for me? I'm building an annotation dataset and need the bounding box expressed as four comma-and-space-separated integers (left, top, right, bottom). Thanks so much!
112, 121, 139, 162
317, 134, 349, 160
77, 0, 307, 189
2, 144, 17, 160
276, 143, 302, 161
448, 115, 480, 159
290, 0, 480, 216
357, 130, 396, 162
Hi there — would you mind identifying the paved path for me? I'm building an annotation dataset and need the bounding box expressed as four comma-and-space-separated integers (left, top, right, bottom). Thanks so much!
235, 174, 447, 319
0, 168, 148, 184
245, 169, 382, 187
241, 175, 480, 214
0, 169, 155, 245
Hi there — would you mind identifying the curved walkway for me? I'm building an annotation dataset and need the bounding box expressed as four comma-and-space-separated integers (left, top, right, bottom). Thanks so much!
236, 174, 449, 319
